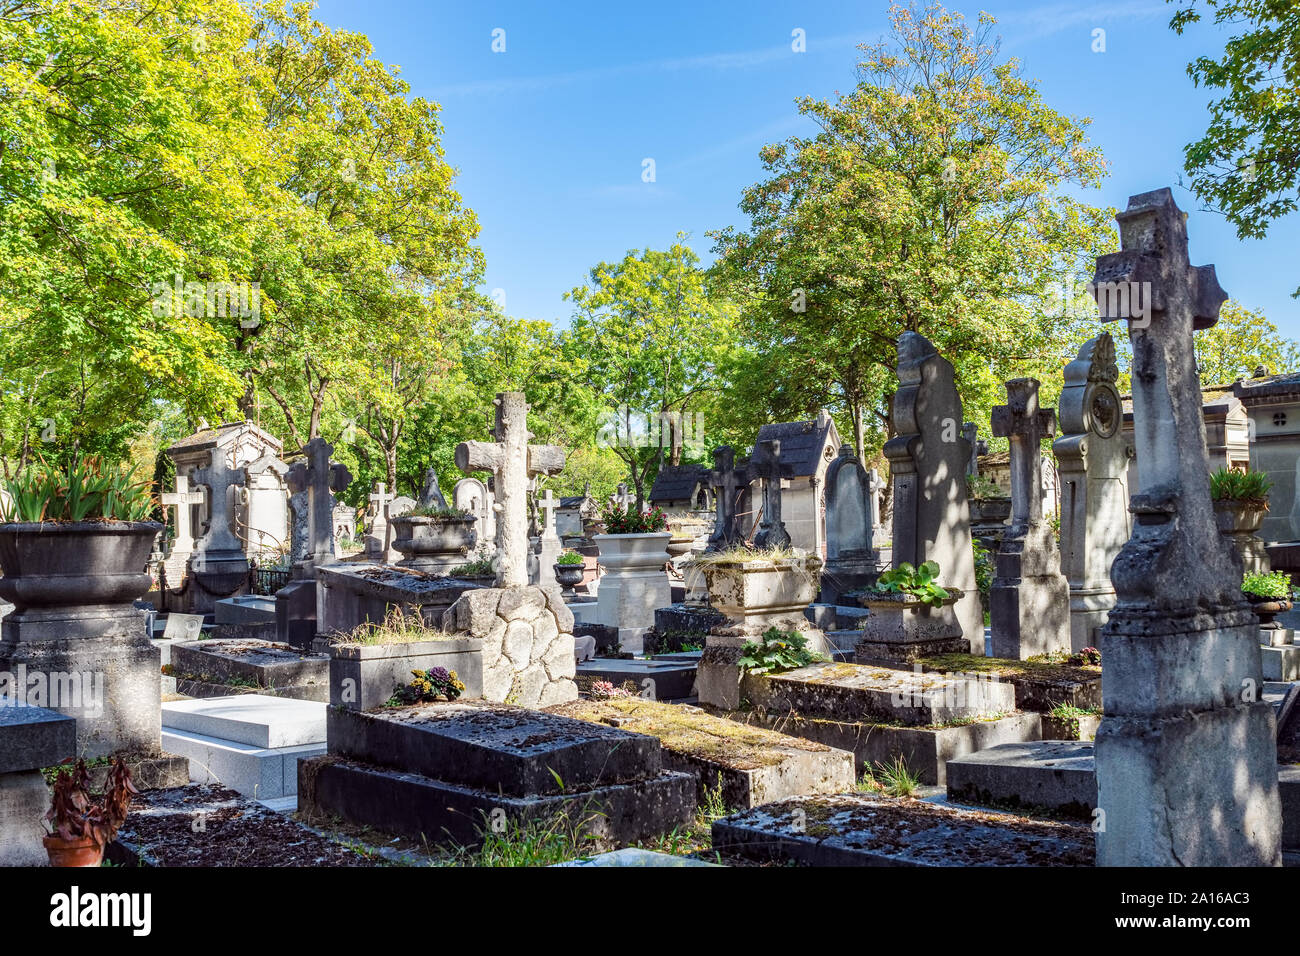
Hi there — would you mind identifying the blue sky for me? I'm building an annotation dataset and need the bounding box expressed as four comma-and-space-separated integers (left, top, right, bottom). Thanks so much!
315, 0, 1300, 338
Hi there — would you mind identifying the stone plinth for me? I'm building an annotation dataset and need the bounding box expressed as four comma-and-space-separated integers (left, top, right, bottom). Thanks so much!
989, 524, 1072, 660
316, 564, 479, 640
591, 532, 672, 655
330, 636, 484, 711
853, 589, 968, 665
0, 698, 76, 866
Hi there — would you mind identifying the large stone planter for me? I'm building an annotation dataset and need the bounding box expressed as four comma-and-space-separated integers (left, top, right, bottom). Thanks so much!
853, 588, 968, 665
329, 636, 484, 711
390, 514, 478, 574
1214, 499, 1271, 573
0, 521, 164, 757
969, 496, 1012, 550
554, 563, 584, 594
592, 532, 672, 655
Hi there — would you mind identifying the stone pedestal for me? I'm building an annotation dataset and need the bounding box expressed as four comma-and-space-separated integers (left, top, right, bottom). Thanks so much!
276, 571, 319, 651
592, 533, 672, 655
853, 590, 968, 665
989, 524, 1072, 660
0, 698, 77, 866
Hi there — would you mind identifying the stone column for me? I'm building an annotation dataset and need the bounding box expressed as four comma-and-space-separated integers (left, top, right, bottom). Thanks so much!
989, 378, 1071, 659
1053, 333, 1133, 652
1093, 187, 1281, 867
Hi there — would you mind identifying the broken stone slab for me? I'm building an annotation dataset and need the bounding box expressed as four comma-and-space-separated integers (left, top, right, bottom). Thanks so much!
549, 697, 855, 808
712, 793, 1094, 866
574, 658, 697, 701
298, 755, 695, 850
946, 741, 1097, 819
740, 661, 1016, 727
326, 700, 662, 797
730, 708, 1040, 785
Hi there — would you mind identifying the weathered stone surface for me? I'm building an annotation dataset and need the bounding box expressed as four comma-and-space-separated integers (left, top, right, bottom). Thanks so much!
1054, 333, 1132, 652
328, 637, 484, 711
551, 697, 855, 808
443, 587, 501, 635
712, 793, 1095, 866
1093, 188, 1282, 866
575, 658, 697, 701
946, 741, 1097, 818
326, 701, 660, 796
0, 697, 76, 772
854, 590, 969, 664
822, 445, 881, 605
171, 639, 328, 691
884, 332, 983, 650
498, 587, 546, 623
0, 770, 50, 866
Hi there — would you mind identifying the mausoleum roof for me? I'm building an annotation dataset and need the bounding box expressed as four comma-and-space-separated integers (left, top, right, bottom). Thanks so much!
165, 420, 284, 457
1233, 371, 1300, 404
752, 411, 840, 478
648, 463, 710, 502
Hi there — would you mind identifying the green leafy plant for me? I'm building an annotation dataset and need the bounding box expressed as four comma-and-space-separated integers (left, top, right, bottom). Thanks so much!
388, 666, 466, 704
1, 457, 154, 523
1242, 570, 1291, 600
872, 561, 950, 608
556, 550, 585, 565
859, 755, 921, 798
406, 504, 473, 520
599, 503, 667, 534
1210, 468, 1272, 507
451, 558, 495, 577
966, 474, 1004, 501
736, 627, 828, 675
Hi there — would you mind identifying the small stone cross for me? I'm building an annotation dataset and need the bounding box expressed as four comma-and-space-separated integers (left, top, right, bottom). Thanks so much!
991, 378, 1056, 534
161, 473, 205, 554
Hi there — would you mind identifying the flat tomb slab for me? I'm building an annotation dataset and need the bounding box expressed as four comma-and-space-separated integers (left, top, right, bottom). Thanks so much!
298, 756, 695, 849
915, 653, 1102, 712
575, 658, 697, 701
743, 661, 1015, 726
327, 700, 662, 796
723, 708, 1040, 786
162, 694, 325, 748
170, 639, 329, 690
945, 741, 1097, 818
555, 848, 718, 867
549, 698, 855, 808
107, 783, 376, 867
712, 793, 1094, 866
0, 697, 76, 772
162, 727, 322, 800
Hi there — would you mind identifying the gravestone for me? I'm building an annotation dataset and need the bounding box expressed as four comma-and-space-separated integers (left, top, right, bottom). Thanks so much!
160, 474, 204, 600
867, 468, 888, 544
364, 481, 394, 561
883, 332, 983, 651
962, 422, 980, 478
533, 489, 564, 585
275, 438, 353, 648
753, 439, 792, 550
1054, 333, 1133, 652
454, 476, 496, 555
821, 446, 881, 605
455, 392, 566, 588
288, 488, 308, 564
706, 446, 754, 551
420, 467, 450, 511
1092, 187, 1281, 866
333, 502, 356, 553
238, 453, 290, 558
186, 450, 251, 614
988, 378, 1071, 660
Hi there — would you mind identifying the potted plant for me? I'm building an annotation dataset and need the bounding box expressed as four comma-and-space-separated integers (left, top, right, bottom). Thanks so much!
966, 474, 1012, 524
853, 561, 968, 664
44, 757, 138, 867
389, 505, 478, 574
553, 549, 586, 593
1241, 570, 1293, 632
1211, 468, 1273, 571
450, 557, 496, 587
0, 456, 162, 620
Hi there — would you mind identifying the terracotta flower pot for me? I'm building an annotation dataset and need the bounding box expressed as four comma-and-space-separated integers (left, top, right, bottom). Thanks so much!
43, 834, 105, 867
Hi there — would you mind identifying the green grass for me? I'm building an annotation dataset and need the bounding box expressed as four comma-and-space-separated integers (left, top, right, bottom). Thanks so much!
437, 811, 605, 867
858, 755, 922, 797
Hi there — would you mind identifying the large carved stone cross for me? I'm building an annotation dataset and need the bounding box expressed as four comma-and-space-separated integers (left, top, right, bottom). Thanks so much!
706, 445, 752, 551
990, 378, 1056, 535
456, 392, 565, 587
188, 451, 247, 557
286, 437, 352, 569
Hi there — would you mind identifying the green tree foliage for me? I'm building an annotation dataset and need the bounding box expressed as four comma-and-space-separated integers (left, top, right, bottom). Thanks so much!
711, 3, 1114, 464
1172, 0, 1300, 294
1195, 299, 1300, 382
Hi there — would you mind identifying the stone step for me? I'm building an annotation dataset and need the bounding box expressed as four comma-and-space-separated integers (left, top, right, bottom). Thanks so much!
712, 793, 1094, 866
162, 694, 326, 749
746, 661, 1016, 727
162, 727, 325, 800
327, 700, 663, 797
945, 741, 1097, 818
575, 658, 697, 701
298, 756, 694, 849
909, 653, 1102, 712
835, 606, 872, 630
825, 629, 864, 652
549, 697, 855, 808
214, 595, 277, 626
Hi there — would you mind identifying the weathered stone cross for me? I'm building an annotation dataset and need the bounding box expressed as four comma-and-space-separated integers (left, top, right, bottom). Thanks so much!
456, 392, 566, 587
990, 379, 1056, 536
188, 451, 247, 557
366, 481, 394, 558
867, 468, 885, 531
706, 445, 752, 551
754, 439, 791, 550
161, 473, 205, 554
286, 437, 353, 569
538, 489, 560, 538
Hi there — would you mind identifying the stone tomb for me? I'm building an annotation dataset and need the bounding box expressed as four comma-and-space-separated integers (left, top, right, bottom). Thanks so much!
297, 700, 695, 847
0, 698, 76, 865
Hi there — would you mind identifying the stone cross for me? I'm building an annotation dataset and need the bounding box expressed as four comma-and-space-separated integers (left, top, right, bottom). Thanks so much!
990, 379, 1056, 535
706, 445, 752, 551
188, 450, 247, 558
884, 331, 982, 649
867, 468, 885, 532
365, 481, 394, 559
614, 483, 631, 510
286, 437, 353, 569
538, 489, 560, 535
535, 489, 564, 580
455, 392, 565, 587
160, 473, 205, 555
1053, 332, 1132, 651
1091, 187, 1280, 866
753, 439, 791, 550
988, 378, 1070, 659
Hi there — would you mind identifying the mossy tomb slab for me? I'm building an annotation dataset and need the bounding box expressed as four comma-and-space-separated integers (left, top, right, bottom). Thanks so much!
915, 653, 1102, 712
